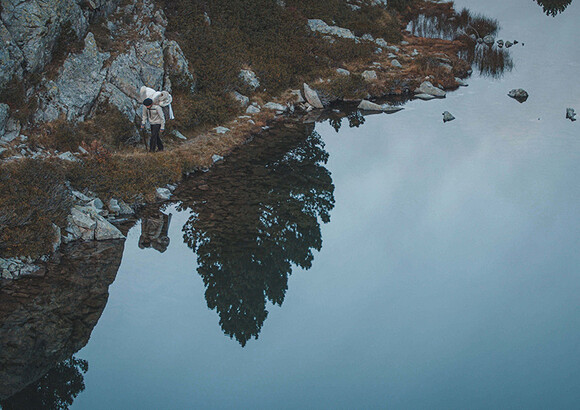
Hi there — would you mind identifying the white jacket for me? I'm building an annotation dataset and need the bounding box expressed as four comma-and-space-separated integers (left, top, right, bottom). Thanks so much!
142, 104, 165, 129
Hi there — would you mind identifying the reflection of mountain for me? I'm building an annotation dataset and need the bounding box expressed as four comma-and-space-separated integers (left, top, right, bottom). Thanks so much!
0, 240, 125, 403
176, 122, 335, 346
535, 0, 572, 16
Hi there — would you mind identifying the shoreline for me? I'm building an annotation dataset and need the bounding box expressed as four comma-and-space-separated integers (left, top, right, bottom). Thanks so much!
0, 0, 498, 270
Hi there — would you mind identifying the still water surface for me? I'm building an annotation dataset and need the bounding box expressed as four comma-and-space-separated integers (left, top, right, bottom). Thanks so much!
2, 0, 580, 408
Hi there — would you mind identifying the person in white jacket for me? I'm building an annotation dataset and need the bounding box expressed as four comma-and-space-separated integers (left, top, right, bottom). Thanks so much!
141, 98, 165, 152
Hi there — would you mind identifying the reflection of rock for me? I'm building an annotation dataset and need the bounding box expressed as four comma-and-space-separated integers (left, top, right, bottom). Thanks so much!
175, 122, 335, 346
535, 0, 573, 16
0, 240, 125, 400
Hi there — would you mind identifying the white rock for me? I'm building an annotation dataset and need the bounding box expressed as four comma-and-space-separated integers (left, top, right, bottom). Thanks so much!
303, 83, 324, 109
391, 59, 402, 68
307, 19, 356, 40
239, 69, 260, 89
214, 126, 230, 134
108, 198, 121, 214
156, 187, 172, 200
263, 102, 287, 112
361, 70, 378, 81
212, 154, 224, 163
414, 81, 446, 98
246, 105, 261, 114
336, 68, 351, 76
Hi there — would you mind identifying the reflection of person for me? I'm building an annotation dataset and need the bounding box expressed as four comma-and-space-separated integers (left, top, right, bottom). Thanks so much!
138, 213, 172, 253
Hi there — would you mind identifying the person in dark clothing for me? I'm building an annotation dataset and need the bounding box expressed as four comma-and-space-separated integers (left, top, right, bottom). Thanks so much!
141, 98, 165, 152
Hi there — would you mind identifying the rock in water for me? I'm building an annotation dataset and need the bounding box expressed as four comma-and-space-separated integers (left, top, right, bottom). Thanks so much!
303, 83, 324, 109
442, 111, 455, 122
94, 215, 125, 241
566, 108, 576, 121
508, 89, 529, 103
358, 100, 383, 111
414, 81, 446, 98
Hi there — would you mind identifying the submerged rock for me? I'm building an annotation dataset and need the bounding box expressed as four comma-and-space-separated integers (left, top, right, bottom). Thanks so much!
442, 111, 455, 122
566, 108, 576, 121
414, 81, 446, 98
508, 89, 529, 103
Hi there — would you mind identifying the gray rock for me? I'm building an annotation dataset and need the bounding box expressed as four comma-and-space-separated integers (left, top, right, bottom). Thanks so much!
233, 91, 250, 107
117, 200, 135, 215
289, 90, 305, 103
71, 190, 93, 202
415, 93, 437, 101
307, 19, 356, 40
375, 38, 389, 48
57, 152, 80, 162
88, 198, 104, 210
246, 104, 261, 114
414, 81, 446, 98
401, 40, 410, 45
508, 88, 529, 103
71, 207, 97, 231
263, 102, 287, 112
381, 104, 404, 114
386, 45, 400, 53
442, 111, 455, 122
212, 154, 224, 163
336, 68, 351, 76
1, 117, 21, 143
361, 34, 374, 41
0, 21, 25, 90
483, 35, 495, 45
52, 33, 110, 121
51, 224, 62, 253
239, 69, 260, 89
108, 199, 121, 214
362, 70, 378, 81
214, 126, 230, 134
156, 187, 172, 200
303, 83, 324, 109
566, 108, 576, 121
0, 104, 9, 136
505, 41, 514, 48
358, 100, 383, 111
94, 215, 125, 240
391, 59, 402, 68
172, 130, 187, 140
411, 49, 419, 57
163, 40, 195, 92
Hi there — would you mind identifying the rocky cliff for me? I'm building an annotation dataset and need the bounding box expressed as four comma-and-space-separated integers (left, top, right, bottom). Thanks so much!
0, 0, 195, 143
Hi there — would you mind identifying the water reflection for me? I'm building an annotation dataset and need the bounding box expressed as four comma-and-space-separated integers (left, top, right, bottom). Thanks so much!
535, 0, 573, 16
174, 123, 335, 346
0, 240, 125, 405
407, 9, 513, 78
139, 212, 172, 253
0, 356, 88, 410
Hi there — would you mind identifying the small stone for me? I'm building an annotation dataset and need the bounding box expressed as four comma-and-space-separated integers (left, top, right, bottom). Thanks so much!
336, 68, 350, 76
214, 126, 230, 134
57, 152, 80, 162
442, 111, 455, 122
212, 154, 224, 163
391, 59, 402, 69
156, 188, 172, 200
108, 199, 121, 214
232, 91, 250, 107
375, 38, 388, 47
172, 129, 187, 140
263, 102, 287, 112
505, 41, 513, 48
401, 41, 409, 45
508, 89, 529, 103
415, 94, 437, 101
361, 70, 378, 81
246, 105, 261, 114
78, 145, 89, 155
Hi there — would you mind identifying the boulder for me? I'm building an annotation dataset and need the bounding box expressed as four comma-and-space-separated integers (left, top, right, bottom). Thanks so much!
508, 89, 529, 103
71, 207, 97, 231
303, 83, 324, 109
358, 100, 383, 111
362, 70, 378, 81
307, 19, 356, 40
442, 111, 455, 122
414, 81, 446, 98
94, 215, 125, 240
